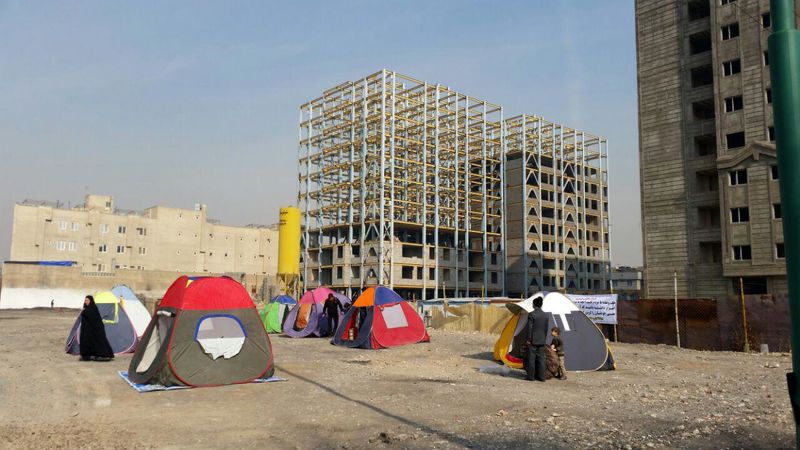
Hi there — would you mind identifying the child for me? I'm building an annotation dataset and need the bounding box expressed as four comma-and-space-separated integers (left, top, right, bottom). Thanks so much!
550, 327, 566, 380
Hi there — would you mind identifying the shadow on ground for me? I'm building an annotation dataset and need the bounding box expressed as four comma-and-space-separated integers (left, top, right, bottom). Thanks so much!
278, 364, 482, 448
461, 351, 495, 361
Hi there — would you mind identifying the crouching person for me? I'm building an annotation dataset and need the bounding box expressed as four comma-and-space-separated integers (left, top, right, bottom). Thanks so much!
550, 327, 567, 380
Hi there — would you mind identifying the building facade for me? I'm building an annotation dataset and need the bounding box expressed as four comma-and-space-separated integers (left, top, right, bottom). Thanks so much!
611, 266, 644, 300
299, 70, 610, 300
636, 0, 790, 298
10, 194, 279, 277
505, 115, 610, 295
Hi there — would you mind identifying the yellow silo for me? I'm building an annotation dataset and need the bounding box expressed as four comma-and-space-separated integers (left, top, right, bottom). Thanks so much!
277, 207, 301, 293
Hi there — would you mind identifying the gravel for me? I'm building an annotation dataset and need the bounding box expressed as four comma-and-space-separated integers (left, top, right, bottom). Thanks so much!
0, 309, 794, 449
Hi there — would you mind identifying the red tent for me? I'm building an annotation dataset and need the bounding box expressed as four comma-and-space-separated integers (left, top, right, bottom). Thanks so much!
331, 286, 429, 349
127, 276, 274, 387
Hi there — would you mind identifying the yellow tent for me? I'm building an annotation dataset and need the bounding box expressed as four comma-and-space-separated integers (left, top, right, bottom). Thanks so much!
493, 292, 615, 372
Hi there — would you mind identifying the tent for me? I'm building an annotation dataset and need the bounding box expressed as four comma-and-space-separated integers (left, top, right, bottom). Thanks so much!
331, 286, 429, 349
260, 295, 296, 333
65, 291, 138, 355
283, 288, 349, 338
111, 285, 152, 338
127, 276, 274, 387
493, 291, 615, 372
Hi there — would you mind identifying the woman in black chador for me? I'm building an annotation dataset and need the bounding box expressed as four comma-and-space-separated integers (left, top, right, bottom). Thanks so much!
79, 295, 114, 361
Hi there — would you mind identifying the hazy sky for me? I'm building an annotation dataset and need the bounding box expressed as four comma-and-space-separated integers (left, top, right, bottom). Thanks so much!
0, 1, 641, 266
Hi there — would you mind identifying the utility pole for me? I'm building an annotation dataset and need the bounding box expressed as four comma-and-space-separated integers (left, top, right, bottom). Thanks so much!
610, 271, 618, 342
768, 0, 800, 443
739, 277, 749, 353
674, 270, 680, 348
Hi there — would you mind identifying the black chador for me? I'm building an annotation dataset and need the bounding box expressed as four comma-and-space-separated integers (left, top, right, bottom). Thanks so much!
79, 296, 114, 361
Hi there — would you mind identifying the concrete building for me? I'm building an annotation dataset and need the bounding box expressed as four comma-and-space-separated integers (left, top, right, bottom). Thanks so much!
636, 0, 790, 298
9, 194, 278, 292
299, 70, 610, 300
505, 115, 610, 295
611, 266, 644, 300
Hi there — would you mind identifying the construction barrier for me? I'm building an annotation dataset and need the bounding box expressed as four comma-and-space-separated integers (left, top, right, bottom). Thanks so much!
423, 295, 792, 353
615, 295, 791, 352
427, 303, 513, 334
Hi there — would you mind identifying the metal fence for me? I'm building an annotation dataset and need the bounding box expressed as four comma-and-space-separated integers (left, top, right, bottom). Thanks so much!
614, 295, 791, 352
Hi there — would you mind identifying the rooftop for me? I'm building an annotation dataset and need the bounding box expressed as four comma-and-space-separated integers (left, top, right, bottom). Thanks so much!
17, 196, 279, 229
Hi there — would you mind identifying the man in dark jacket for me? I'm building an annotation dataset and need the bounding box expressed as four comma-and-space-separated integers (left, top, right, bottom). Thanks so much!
323, 294, 341, 337
526, 296, 549, 381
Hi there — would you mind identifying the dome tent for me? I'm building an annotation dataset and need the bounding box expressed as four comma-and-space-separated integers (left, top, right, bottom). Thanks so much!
65, 291, 138, 355
493, 291, 615, 372
111, 285, 152, 338
282, 287, 348, 338
260, 295, 296, 333
331, 286, 429, 349
127, 276, 274, 387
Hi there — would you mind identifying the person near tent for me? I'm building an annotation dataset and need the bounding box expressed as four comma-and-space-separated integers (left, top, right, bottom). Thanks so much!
78, 295, 114, 362
550, 327, 566, 380
323, 293, 341, 337
357, 305, 368, 328
525, 296, 549, 382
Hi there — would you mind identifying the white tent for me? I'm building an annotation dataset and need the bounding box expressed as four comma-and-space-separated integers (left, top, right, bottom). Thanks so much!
112, 285, 152, 338
494, 291, 615, 372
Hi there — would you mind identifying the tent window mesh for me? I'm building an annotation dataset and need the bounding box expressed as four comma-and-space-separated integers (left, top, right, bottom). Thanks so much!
195, 315, 247, 360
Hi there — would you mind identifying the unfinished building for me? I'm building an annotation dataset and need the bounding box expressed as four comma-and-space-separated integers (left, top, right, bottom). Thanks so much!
505, 115, 610, 297
299, 69, 610, 300
299, 70, 505, 300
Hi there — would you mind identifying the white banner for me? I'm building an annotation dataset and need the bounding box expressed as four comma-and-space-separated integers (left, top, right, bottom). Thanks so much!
567, 294, 618, 325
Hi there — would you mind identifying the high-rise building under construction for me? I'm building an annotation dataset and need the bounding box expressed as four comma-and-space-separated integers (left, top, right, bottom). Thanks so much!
505, 115, 610, 294
299, 69, 610, 300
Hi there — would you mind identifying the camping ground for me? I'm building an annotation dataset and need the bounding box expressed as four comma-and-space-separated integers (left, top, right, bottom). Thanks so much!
0, 308, 794, 449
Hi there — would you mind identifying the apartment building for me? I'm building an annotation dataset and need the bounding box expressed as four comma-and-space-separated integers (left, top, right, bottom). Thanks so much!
636, 0, 789, 298
10, 194, 278, 276
611, 266, 644, 300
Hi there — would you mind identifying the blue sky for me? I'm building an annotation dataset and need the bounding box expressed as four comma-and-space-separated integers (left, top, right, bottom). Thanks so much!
0, 1, 641, 266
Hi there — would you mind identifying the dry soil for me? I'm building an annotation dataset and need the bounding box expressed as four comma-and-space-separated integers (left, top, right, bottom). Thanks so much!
0, 308, 794, 449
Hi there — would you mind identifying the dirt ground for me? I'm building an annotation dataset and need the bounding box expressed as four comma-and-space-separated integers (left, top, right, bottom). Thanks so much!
0, 308, 795, 449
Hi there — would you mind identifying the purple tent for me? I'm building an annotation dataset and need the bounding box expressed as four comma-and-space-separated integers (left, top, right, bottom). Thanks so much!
283, 288, 349, 338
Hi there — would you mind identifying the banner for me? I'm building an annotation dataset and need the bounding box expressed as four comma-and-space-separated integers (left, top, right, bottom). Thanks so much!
567, 294, 618, 325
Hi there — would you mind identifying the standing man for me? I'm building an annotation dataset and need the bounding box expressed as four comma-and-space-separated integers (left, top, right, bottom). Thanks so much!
526, 296, 549, 382
323, 293, 341, 337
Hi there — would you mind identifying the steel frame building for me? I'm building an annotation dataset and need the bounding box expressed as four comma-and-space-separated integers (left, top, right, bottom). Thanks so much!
505, 115, 610, 297
299, 69, 609, 300
299, 70, 505, 300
